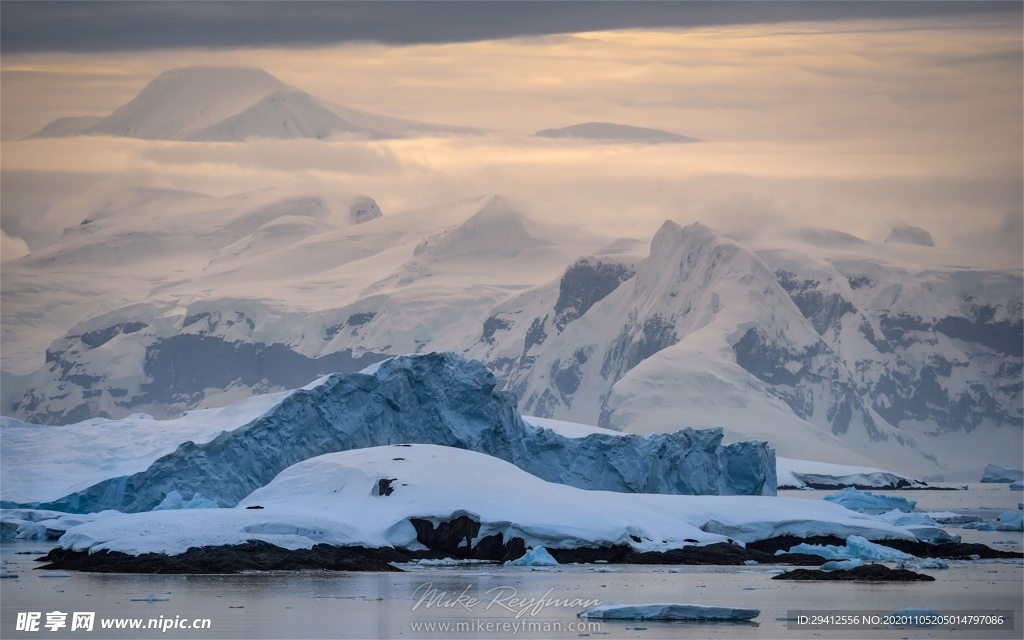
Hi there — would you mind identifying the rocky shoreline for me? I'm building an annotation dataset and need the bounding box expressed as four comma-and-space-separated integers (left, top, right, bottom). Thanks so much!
35, 534, 1022, 575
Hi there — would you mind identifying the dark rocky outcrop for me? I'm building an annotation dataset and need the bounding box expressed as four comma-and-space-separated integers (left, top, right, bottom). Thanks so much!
772, 565, 935, 582
35, 527, 1019, 574
37, 542, 404, 574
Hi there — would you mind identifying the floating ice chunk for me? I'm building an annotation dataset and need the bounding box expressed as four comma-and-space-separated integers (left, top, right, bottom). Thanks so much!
996, 511, 1023, 531
927, 512, 978, 525
820, 559, 863, 571
415, 558, 460, 566
578, 603, 759, 621
0, 561, 18, 579
152, 491, 219, 511
874, 510, 937, 527
39, 571, 71, 578
667, 567, 685, 573
980, 464, 1023, 483
777, 535, 913, 562
845, 536, 915, 562
1010, 481, 1023, 491
14, 521, 47, 540
131, 594, 169, 602
823, 488, 915, 513
743, 559, 758, 566
775, 543, 846, 560
906, 527, 960, 544
589, 567, 616, 573
873, 509, 960, 541
507, 546, 559, 566
961, 521, 997, 531
918, 559, 948, 569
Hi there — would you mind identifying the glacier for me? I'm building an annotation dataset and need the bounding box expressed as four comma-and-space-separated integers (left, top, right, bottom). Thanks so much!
7, 353, 775, 513
152, 491, 219, 511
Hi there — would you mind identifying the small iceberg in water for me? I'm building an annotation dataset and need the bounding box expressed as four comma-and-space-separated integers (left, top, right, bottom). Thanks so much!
996, 511, 1023, 531
823, 487, 915, 513
820, 559, 863, 571
775, 535, 914, 562
578, 603, 760, 621
506, 546, 559, 567
131, 594, 169, 602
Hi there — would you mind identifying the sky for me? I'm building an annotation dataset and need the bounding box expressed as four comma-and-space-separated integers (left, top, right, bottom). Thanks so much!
1, 1, 1022, 260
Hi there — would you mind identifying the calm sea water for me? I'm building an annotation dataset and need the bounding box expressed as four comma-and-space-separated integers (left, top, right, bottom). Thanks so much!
2, 485, 1021, 640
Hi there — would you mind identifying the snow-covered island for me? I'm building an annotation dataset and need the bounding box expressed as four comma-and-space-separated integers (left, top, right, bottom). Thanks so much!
534, 122, 699, 143
777, 458, 928, 490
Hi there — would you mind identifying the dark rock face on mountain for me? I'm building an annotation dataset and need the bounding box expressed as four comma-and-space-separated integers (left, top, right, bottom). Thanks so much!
15, 314, 387, 425
771, 266, 1023, 436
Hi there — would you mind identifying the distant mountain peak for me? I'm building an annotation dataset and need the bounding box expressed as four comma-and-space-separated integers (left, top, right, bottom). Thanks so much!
27, 65, 474, 141
653, 220, 718, 244
535, 122, 699, 143
413, 196, 540, 261
140, 65, 288, 93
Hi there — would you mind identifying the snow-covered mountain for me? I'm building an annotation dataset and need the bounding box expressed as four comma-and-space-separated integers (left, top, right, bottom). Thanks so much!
753, 229, 1022, 474
27, 66, 478, 141
535, 122, 698, 143
2, 194, 613, 423
466, 221, 950, 475
1, 185, 387, 405
3, 187, 1020, 479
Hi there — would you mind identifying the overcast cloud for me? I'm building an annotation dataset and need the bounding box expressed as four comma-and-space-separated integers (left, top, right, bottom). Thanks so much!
1, 5, 1021, 264
2, 1, 1019, 53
